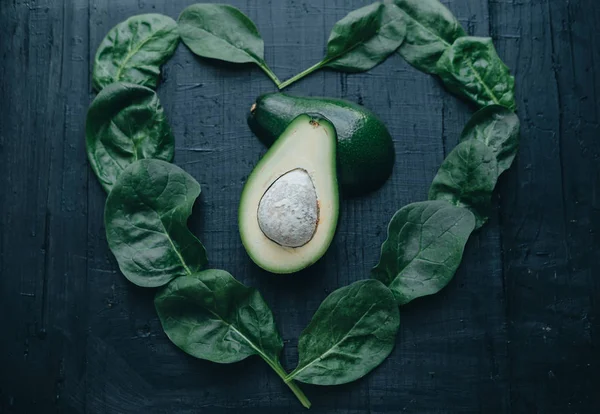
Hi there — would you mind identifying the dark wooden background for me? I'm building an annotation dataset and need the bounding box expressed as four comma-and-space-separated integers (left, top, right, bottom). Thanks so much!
1, 0, 599, 412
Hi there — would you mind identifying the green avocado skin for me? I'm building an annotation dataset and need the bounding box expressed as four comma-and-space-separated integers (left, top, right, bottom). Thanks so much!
248, 93, 395, 197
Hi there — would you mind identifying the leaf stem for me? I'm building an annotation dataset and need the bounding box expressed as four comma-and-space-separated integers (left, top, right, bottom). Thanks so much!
262, 356, 311, 409
278, 59, 326, 90
258, 63, 282, 87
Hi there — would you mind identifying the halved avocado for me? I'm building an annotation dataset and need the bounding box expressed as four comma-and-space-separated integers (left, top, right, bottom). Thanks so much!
239, 114, 339, 274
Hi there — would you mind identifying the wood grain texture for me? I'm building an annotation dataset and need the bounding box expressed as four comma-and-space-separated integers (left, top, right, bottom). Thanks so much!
0, 0, 598, 413
491, 0, 600, 411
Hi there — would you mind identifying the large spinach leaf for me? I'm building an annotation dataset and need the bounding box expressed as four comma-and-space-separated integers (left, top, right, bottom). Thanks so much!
178, 4, 280, 85
387, 0, 465, 74
436, 36, 516, 110
86, 82, 174, 193
155, 270, 281, 362
93, 14, 179, 91
372, 200, 475, 305
461, 105, 520, 175
104, 159, 207, 288
278, 3, 406, 88
155, 269, 311, 408
286, 279, 399, 385
428, 140, 498, 228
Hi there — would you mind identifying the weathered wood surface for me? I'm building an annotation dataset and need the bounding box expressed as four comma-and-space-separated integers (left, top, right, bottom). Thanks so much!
0, 0, 598, 412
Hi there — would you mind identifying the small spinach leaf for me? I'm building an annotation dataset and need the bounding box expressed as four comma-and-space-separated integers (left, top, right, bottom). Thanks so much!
86, 82, 174, 193
286, 279, 399, 385
387, 0, 465, 74
372, 200, 475, 305
155, 269, 311, 408
436, 36, 516, 110
428, 140, 498, 228
104, 159, 207, 288
178, 4, 280, 85
460, 105, 520, 174
325, 2, 406, 72
93, 14, 179, 91
278, 3, 406, 88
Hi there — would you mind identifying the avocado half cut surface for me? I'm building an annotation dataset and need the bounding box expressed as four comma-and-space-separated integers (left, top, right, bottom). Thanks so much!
248, 93, 395, 197
239, 114, 339, 274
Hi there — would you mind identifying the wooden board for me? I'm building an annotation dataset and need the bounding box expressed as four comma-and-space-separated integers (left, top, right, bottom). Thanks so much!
0, 0, 598, 412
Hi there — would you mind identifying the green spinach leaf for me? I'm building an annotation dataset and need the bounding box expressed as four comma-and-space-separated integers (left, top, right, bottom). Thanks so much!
428, 140, 498, 228
86, 82, 174, 193
278, 3, 406, 88
325, 2, 406, 72
461, 104, 520, 174
155, 269, 311, 408
387, 0, 465, 74
178, 4, 280, 85
286, 279, 399, 385
372, 200, 475, 305
93, 14, 179, 91
104, 159, 207, 288
155, 269, 281, 363
436, 36, 516, 110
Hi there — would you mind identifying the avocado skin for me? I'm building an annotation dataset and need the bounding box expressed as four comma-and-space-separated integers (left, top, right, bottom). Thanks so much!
248, 93, 395, 197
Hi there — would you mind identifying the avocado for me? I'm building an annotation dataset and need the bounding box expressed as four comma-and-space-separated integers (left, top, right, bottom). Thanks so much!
248, 93, 395, 197
239, 114, 339, 274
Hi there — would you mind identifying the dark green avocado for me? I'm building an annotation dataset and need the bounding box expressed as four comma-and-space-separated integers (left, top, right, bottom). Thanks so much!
248, 93, 395, 197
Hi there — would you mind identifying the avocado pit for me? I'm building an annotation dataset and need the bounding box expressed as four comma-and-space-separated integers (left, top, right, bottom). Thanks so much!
257, 169, 318, 248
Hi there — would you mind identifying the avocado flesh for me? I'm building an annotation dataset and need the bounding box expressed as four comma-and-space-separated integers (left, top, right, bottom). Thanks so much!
239, 114, 339, 274
248, 93, 395, 197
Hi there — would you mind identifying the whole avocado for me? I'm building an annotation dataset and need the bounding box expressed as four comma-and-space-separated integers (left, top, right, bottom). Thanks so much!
248, 93, 395, 197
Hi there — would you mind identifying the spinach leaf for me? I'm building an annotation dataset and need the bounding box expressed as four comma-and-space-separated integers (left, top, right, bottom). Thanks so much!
86, 82, 174, 193
387, 0, 465, 74
104, 159, 207, 288
436, 36, 516, 110
428, 140, 498, 228
155, 269, 311, 408
325, 2, 406, 72
278, 3, 406, 88
372, 200, 475, 305
460, 105, 520, 175
286, 279, 399, 385
178, 4, 280, 85
155, 269, 281, 362
93, 14, 179, 91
